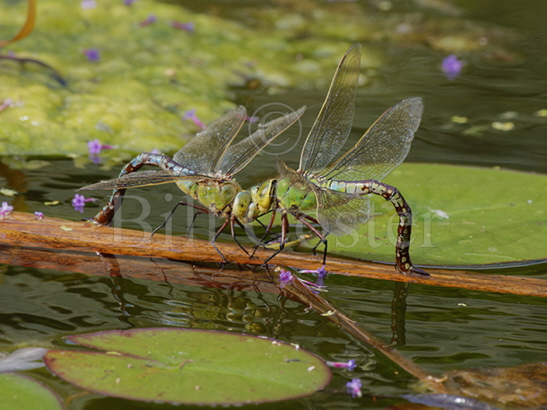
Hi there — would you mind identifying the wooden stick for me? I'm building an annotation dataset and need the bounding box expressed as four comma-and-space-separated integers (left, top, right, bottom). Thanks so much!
1, 212, 545, 297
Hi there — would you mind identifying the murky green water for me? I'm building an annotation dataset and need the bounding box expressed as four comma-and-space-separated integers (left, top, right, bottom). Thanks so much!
1, 0, 547, 408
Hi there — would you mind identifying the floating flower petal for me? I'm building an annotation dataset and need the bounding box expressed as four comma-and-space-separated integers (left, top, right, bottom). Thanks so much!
442, 55, 463, 80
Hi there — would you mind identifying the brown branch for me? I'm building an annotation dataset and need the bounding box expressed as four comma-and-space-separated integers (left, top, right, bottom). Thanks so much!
0, 212, 545, 297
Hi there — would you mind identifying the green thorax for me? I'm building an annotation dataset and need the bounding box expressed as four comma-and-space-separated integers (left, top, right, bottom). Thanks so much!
175, 179, 241, 217
275, 178, 317, 211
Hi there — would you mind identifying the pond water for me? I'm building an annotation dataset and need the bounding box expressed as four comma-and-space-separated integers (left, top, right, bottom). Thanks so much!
1, 0, 547, 408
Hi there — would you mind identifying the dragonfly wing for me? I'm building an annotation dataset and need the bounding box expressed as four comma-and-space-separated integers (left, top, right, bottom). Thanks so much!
219, 106, 306, 176
299, 44, 361, 175
320, 97, 423, 182
277, 157, 318, 193
277, 158, 370, 236
78, 170, 192, 190
173, 106, 247, 175
316, 188, 370, 236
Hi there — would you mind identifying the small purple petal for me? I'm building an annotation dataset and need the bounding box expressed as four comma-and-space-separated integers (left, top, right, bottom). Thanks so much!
34, 211, 44, 220
0, 98, 12, 112
346, 378, 362, 398
327, 359, 357, 370
124, 0, 137, 5
170, 21, 194, 33
87, 139, 102, 154
182, 109, 206, 129
139, 14, 157, 27
442, 54, 463, 81
182, 108, 196, 120
83, 49, 100, 62
0, 202, 14, 219
278, 270, 294, 289
245, 115, 260, 123
72, 194, 86, 213
81, 0, 97, 9
90, 154, 101, 164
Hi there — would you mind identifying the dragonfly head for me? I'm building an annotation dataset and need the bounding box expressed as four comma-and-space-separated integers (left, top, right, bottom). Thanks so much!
232, 191, 253, 222
250, 179, 277, 215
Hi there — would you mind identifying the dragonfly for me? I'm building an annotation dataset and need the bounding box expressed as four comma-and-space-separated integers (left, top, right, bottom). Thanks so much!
249, 44, 428, 276
79, 104, 306, 261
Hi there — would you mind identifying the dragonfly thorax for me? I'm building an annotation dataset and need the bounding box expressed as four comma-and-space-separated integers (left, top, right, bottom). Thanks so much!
276, 179, 317, 211
179, 179, 241, 217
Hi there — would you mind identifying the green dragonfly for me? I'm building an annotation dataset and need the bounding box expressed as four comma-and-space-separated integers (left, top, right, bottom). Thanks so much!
248, 44, 428, 276
79, 105, 305, 261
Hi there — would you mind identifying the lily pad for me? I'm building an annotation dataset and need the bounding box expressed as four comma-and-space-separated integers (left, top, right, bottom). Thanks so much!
44, 328, 331, 405
321, 164, 547, 266
0, 373, 64, 410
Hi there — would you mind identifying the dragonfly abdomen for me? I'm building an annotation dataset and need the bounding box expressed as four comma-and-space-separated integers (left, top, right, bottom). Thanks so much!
93, 152, 197, 225
356, 180, 418, 275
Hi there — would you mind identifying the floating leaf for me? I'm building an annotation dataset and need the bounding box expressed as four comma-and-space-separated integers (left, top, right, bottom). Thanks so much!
0, 373, 63, 410
44, 328, 331, 405
324, 164, 547, 266
0, 188, 18, 197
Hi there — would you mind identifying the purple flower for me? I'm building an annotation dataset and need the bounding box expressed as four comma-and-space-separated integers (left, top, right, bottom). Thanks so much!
124, 0, 136, 5
72, 194, 94, 213
0, 98, 12, 113
83, 49, 100, 62
442, 55, 463, 81
299, 265, 328, 286
34, 211, 44, 220
0, 202, 14, 219
170, 21, 195, 33
327, 359, 357, 371
346, 378, 362, 398
81, 0, 97, 9
87, 139, 102, 154
139, 14, 157, 27
245, 115, 259, 123
183, 109, 206, 129
278, 270, 294, 289
87, 139, 113, 155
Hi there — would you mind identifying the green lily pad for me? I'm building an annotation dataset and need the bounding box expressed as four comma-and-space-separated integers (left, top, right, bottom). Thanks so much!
0, 373, 64, 410
322, 164, 547, 266
44, 328, 330, 405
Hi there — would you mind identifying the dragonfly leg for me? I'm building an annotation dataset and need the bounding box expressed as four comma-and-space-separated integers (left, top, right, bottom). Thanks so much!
92, 153, 194, 225
359, 181, 429, 276
211, 217, 231, 264
290, 208, 328, 266
250, 209, 279, 258
262, 212, 290, 265
151, 201, 211, 237
231, 217, 251, 257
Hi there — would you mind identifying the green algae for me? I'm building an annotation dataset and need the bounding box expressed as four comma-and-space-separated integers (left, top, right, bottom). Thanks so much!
0, 0, 377, 156
0, 0, 520, 156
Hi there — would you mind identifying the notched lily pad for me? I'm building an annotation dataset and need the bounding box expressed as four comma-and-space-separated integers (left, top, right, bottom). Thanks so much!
44, 328, 331, 405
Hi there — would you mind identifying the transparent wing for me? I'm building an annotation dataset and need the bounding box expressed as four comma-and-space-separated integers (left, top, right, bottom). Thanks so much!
219, 106, 306, 176
277, 158, 370, 236
173, 106, 246, 175
77, 170, 203, 191
319, 97, 423, 182
299, 44, 361, 175
316, 188, 370, 236
276, 157, 318, 194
